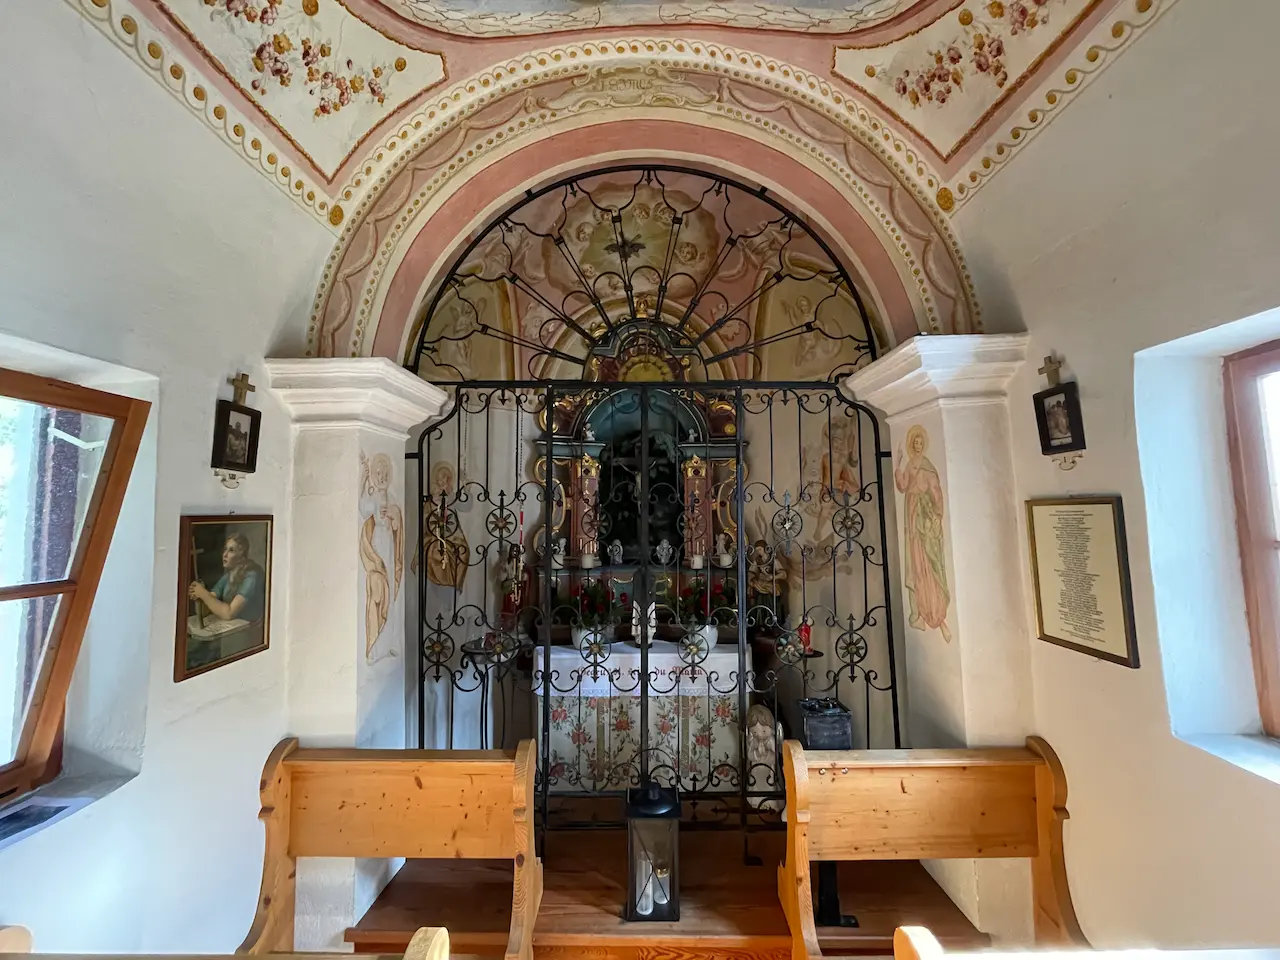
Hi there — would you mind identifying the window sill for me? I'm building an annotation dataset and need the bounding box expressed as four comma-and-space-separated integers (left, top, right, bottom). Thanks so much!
1181, 733, 1280, 787
0, 759, 135, 853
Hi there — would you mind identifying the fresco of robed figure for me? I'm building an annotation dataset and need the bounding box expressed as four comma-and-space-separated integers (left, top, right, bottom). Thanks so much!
894, 426, 951, 642
175, 515, 272, 681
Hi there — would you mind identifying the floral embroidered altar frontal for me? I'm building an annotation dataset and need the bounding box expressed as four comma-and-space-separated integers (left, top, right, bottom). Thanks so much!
536, 640, 751, 793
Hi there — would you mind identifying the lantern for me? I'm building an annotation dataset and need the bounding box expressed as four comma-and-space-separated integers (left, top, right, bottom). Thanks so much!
625, 783, 680, 921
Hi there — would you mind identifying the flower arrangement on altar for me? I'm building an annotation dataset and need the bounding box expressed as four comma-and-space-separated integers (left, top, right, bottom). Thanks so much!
676, 577, 737, 627
554, 579, 626, 628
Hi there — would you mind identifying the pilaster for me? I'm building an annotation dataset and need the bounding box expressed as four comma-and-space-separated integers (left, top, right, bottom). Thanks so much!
266, 357, 447, 949
848, 333, 1034, 942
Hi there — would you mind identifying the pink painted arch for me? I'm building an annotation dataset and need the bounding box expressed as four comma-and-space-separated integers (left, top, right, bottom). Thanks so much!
368, 119, 926, 363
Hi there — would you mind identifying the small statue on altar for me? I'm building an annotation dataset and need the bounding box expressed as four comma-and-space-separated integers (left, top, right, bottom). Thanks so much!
747, 539, 787, 598
655, 538, 675, 566
607, 539, 624, 565
715, 533, 733, 568
747, 539, 788, 630
746, 703, 782, 799
552, 537, 566, 569
583, 424, 596, 442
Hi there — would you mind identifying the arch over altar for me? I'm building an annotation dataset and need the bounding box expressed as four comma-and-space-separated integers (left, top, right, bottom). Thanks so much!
305, 53, 982, 363
402, 165, 902, 832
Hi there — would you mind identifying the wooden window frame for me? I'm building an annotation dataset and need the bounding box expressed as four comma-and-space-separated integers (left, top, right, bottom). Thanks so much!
0, 368, 150, 801
1224, 340, 1280, 738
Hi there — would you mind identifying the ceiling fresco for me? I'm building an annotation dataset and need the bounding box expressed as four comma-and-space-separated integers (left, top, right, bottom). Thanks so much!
149, 0, 444, 176
834, 0, 1102, 160
359, 0, 921, 36
64, 0, 1175, 231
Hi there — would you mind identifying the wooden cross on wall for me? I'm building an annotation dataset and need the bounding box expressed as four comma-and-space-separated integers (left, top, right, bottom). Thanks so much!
1038, 355, 1062, 387
228, 372, 256, 406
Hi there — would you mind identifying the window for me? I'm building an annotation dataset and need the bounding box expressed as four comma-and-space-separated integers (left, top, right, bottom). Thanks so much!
1225, 341, 1280, 738
0, 368, 149, 801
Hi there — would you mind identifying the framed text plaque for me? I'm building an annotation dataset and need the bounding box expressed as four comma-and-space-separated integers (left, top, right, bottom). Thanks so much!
1026, 496, 1139, 668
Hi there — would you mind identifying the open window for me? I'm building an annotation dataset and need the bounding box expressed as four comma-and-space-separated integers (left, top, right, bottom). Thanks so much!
1224, 340, 1280, 739
0, 368, 149, 802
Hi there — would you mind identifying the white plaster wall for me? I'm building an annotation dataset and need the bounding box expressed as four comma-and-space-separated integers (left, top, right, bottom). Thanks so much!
0, 1, 331, 949
956, 0, 1280, 945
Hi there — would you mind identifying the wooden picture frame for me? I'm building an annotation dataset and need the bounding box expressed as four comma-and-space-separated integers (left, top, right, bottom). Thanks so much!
210, 398, 261, 473
1033, 380, 1086, 455
175, 514, 272, 681
1026, 496, 1139, 668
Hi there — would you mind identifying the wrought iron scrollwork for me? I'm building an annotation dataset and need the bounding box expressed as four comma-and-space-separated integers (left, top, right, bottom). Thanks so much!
411, 381, 899, 832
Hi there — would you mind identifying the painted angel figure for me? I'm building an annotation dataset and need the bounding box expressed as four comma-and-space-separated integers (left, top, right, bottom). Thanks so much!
359, 451, 404, 658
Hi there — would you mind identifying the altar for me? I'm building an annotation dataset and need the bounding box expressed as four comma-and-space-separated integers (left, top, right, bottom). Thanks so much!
536, 639, 753, 794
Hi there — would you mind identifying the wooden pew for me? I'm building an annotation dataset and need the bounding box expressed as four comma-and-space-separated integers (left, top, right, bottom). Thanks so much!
894, 924, 1280, 960
778, 736, 1086, 960
0, 926, 33, 953
239, 740, 542, 959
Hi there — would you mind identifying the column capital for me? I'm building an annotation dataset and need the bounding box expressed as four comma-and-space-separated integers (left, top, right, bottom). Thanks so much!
265, 357, 448, 438
846, 333, 1029, 420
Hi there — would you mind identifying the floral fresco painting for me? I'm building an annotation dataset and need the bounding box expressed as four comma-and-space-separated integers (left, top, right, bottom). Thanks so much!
835, 0, 1096, 157
159, 0, 445, 174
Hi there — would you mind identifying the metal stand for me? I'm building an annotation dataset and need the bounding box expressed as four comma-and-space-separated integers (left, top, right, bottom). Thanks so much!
814, 861, 858, 928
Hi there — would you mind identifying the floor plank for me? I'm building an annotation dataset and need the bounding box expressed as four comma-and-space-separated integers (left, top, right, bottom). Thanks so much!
347, 831, 988, 957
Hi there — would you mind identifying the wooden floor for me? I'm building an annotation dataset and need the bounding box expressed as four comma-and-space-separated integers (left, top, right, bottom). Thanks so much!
347, 832, 987, 959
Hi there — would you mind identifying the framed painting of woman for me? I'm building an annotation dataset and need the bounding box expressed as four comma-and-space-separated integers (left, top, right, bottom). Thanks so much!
174, 514, 272, 681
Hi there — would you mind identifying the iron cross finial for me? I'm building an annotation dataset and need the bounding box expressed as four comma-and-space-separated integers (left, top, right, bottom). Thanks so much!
228, 372, 256, 406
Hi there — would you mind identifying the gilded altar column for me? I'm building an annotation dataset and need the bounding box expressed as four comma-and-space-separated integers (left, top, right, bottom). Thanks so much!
848, 333, 1035, 943
682, 455, 712, 564
266, 358, 448, 949
577, 453, 601, 564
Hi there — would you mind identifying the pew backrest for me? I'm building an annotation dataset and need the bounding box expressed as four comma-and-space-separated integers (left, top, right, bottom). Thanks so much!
778, 737, 1085, 960
240, 739, 540, 958
796, 747, 1041, 861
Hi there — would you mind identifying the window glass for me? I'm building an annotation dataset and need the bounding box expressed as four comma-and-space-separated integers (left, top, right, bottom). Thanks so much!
0, 594, 64, 766
0, 396, 112, 590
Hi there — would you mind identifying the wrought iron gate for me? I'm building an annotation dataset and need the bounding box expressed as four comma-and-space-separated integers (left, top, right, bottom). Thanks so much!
410, 379, 899, 832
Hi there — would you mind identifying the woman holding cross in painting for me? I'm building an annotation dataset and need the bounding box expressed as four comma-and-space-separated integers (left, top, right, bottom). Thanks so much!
188, 532, 266, 625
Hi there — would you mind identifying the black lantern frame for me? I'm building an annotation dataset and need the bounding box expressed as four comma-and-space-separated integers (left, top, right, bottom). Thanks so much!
625, 784, 681, 922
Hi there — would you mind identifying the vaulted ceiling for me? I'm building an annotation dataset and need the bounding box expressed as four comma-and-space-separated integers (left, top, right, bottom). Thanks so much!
67, 0, 1175, 232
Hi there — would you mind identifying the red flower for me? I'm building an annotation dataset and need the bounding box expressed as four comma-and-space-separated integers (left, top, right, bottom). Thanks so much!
620, 592, 629, 604
681, 587, 694, 598
551, 706, 569, 723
